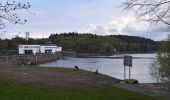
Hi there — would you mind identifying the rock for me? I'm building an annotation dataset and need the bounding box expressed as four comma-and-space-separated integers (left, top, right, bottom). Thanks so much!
74, 66, 79, 71
120, 81, 126, 84
125, 79, 139, 84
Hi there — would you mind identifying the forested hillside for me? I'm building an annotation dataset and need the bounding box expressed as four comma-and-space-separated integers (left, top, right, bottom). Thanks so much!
0, 32, 159, 55
49, 32, 158, 54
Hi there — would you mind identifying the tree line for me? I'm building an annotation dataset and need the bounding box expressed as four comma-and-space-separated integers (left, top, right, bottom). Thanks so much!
0, 32, 159, 55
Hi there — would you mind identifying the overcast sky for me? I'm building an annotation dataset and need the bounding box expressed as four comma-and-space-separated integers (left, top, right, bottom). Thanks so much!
1, 0, 169, 41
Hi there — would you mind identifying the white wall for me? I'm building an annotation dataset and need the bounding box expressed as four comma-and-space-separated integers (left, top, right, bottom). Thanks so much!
18, 45, 62, 55
44, 46, 58, 54
56, 47, 62, 52
40, 46, 45, 54
18, 45, 40, 55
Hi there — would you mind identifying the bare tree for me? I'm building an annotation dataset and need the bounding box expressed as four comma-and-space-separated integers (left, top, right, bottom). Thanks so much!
150, 59, 161, 83
122, 0, 170, 25
123, 0, 170, 83
0, 0, 31, 29
158, 41, 170, 83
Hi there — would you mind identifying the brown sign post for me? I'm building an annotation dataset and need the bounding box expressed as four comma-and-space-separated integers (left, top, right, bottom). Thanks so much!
124, 56, 132, 80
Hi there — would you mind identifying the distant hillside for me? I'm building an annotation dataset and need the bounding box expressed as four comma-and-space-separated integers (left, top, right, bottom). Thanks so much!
49, 32, 159, 54
0, 32, 159, 55
110, 35, 154, 43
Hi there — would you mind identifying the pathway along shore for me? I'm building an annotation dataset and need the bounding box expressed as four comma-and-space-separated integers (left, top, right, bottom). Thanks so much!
0, 64, 169, 100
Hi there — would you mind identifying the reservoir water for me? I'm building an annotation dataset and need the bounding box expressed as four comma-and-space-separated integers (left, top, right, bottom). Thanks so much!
40, 53, 157, 83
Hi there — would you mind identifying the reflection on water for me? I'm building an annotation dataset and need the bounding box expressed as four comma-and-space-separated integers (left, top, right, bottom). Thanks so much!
40, 53, 157, 83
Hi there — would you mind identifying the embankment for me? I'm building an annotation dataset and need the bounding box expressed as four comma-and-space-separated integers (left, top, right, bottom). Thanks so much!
0, 53, 63, 65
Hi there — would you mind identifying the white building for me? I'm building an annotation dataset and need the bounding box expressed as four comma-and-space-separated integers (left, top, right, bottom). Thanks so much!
18, 44, 62, 55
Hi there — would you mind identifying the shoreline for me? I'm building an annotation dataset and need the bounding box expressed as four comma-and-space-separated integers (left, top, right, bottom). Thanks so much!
62, 51, 157, 57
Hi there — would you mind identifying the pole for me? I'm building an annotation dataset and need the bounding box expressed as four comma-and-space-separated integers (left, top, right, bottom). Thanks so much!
36, 55, 38, 65
129, 67, 131, 80
7, 56, 9, 65
124, 66, 126, 80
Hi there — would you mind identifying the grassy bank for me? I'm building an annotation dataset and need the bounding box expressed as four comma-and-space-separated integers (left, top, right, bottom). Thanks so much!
0, 65, 159, 100
0, 83, 159, 100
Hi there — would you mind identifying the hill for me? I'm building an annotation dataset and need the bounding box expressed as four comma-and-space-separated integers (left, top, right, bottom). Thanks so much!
49, 32, 158, 54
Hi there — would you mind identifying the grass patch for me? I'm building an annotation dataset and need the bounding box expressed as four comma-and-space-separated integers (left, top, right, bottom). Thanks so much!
0, 65, 159, 100
0, 82, 159, 100
25, 66, 119, 80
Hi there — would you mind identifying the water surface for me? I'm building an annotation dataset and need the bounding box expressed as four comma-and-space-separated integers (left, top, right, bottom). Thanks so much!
40, 53, 157, 83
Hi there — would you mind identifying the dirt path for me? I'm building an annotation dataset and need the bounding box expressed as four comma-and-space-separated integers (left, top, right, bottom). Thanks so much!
115, 82, 170, 100
0, 64, 169, 99
0, 65, 118, 89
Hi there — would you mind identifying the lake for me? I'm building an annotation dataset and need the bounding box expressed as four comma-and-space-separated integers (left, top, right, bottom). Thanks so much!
40, 53, 157, 83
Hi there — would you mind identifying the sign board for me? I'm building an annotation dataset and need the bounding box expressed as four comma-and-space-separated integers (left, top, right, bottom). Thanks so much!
124, 56, 132, 67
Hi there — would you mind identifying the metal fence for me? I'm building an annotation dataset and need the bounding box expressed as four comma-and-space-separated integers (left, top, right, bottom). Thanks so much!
0, 55, 16, 63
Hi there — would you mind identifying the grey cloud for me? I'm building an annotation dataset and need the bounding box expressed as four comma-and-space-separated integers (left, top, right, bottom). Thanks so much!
108, 28, 117, 33
85, 14, 169, 41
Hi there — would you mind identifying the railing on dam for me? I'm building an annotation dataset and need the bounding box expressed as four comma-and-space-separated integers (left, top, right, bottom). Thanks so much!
0, 53, 63, 65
